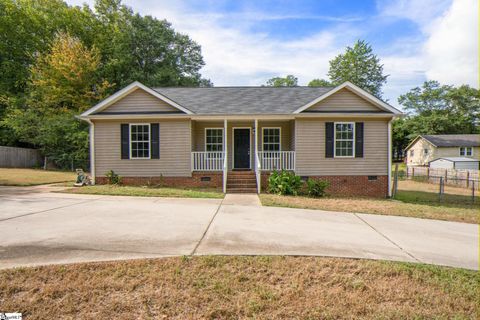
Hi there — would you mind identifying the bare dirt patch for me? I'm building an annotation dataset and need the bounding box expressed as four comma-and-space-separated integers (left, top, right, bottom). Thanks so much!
0, 256, 476, 319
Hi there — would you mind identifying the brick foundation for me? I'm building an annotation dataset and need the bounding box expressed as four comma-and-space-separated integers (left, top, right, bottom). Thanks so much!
96, 172, 223, 190
261, 173, 388, 198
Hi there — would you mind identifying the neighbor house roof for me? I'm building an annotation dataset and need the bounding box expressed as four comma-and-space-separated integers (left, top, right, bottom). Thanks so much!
153, 86, 334, 114
422, 134, 480, 147
405, 134, 480, 150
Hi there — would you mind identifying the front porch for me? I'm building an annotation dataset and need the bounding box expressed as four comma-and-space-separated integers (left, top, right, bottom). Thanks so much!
190, 119, 296, 193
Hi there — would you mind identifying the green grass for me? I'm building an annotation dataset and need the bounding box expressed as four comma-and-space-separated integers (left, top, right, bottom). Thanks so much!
60, 184, 224, 199
0, 168, 76, 186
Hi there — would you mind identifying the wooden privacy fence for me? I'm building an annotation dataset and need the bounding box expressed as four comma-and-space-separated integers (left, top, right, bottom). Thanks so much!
407, 166, 480, 190
0, 146, 43, 168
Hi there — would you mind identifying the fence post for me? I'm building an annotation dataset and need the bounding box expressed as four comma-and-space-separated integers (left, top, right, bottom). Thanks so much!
444, 169, 448, 183
466, 171, 470, 188
427, 167, 430, 181
392, 163, 399, 198
472, 181, 475, 204
412, 167, 415, 178
438, 177, 444, 202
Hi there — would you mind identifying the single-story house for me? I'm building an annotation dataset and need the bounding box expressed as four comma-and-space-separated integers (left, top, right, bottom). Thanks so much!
78, 81, 402, 197
429, 157, 480, 170
405, 134, 480, 166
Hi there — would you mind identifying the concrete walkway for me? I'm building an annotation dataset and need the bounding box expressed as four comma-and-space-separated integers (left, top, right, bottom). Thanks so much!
0, 187, 477, 270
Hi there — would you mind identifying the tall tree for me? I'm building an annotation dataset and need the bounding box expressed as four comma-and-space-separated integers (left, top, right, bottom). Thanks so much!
3, 33, 111, 167
393, 80, 480, 151
265, 75, 298, 87
308, 79, 332, 87
327, 40, 388, 97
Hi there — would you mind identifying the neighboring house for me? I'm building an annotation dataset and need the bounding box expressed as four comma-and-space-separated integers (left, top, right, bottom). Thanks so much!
79, 81, 402, 197
405, 134, 480, 166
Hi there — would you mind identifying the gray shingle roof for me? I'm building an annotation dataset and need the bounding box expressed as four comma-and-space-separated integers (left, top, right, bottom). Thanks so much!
422, 134, 480, 147
153, 87, 334, 114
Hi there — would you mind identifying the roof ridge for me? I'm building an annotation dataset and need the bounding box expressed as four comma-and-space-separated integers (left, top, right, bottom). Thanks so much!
154, 86, 334, 89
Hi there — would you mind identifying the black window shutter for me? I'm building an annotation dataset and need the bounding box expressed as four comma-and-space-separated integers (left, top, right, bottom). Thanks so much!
121, 124, 129, 159
355, 122, 364, 158
151, 123, 160, 159
325, 122, 334, 158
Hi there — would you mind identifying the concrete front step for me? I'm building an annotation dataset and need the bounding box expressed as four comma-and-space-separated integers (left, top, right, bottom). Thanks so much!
227, 188, 258, 193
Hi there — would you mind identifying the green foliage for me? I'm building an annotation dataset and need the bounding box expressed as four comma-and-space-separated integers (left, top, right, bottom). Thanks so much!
394, 81, 480, 151
268, 170, 302, 196
265, 75, 298, 87
105, 170, 121, 185
306, 179, 329, 197
308, 79, 332, 87
0, 0, 210, 164
327, 40, 388, 97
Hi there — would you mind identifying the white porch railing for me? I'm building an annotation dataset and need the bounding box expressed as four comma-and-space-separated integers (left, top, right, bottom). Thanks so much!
192, 152, 225, 171
258, 151, 295, 171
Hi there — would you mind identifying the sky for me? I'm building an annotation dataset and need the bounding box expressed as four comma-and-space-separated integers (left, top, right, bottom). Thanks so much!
65, 0, 478, 107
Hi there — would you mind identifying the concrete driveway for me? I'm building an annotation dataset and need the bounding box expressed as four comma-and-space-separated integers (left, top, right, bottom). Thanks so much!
0, 187, 477, 270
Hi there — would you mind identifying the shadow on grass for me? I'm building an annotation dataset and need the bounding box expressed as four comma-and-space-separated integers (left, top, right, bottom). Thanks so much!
395, 190, 479, 209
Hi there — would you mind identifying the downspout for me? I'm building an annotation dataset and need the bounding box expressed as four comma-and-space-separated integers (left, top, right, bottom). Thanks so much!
387, 119, 392, 197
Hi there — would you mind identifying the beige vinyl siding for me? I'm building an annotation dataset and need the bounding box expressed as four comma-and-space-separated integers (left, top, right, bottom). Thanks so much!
257, 121, 293, 151
101, 88, 181, 113
94, 119, 191, 177
306, 88, 381, 112
295, 119, 388, 176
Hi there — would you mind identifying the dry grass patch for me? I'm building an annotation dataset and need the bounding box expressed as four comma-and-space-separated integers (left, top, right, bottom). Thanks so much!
0, 168, 76, 186
0, 256, 476, 319
260, 194, 478, 223
60, 184, 224, 199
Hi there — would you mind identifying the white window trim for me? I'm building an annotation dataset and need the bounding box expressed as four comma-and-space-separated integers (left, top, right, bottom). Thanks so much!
460, 147, 473, 156
205, 128, 224, 157
129, 123, 151, 159
262, 127, 282, 153
334, 122, 355, 158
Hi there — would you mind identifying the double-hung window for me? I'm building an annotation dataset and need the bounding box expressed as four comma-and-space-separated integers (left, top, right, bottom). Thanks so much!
263, 128, 281, 154
334, 122, 354, 157
130, 124, 150, 159
460, 147, 472, 156
205, 128, 223, 157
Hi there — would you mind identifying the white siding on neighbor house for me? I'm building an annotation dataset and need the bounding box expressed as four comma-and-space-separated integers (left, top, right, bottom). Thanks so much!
295, 118, 389, 176
94, 119, 191, 177
100, 88, 181, 113
406, 138, 480, 166
306, 88, 382, 112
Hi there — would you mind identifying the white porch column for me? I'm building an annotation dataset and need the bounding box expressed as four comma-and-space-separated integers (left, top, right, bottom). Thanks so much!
255, 118, 260, 193
388, 119, 392, 197
223, 118, 228, 193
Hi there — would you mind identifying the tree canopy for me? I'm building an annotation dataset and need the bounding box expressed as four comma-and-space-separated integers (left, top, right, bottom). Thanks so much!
327, 40, 388, 97
308, 79, 332, 87
0, 0, 211, 167
393, 81, 479, 151
265, 75, 298, 87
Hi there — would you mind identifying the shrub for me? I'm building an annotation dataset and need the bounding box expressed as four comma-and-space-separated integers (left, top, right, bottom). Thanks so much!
268, 170, 302, 195
306, 178, 329, 197
105, 170, 121, 185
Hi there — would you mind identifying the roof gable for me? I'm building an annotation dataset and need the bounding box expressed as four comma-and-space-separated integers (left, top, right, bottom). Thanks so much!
293, 82, 402, 114
80, 81, 193, 116
303, 87, 384, 113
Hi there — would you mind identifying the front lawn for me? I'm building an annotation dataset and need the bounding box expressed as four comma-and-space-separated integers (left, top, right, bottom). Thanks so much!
61, 184, 224, 199
0, 256, 476, 319
0, 168, 76, 186
260, 180, 479, 223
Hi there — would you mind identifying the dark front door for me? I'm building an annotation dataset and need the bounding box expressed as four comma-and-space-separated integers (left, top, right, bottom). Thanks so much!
234, 129, 250, 169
